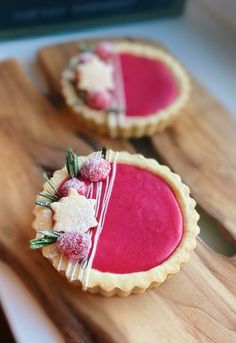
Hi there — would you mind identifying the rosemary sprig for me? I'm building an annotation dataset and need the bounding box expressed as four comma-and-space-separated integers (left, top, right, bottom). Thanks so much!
43, 173, 57, 193
38, 191, 58, 202
66, 149, 79, 178
101, 147, 107, 159
30, 230, 62, 249
35, 200, 51, 207
36, 172, 59, 206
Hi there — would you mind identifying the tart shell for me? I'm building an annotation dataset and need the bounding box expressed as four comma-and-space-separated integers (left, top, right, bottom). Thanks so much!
61, 39, 191, 138
33, 151, 199, 297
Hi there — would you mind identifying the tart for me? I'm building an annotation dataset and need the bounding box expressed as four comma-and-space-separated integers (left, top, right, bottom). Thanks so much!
62, 39, 190, 138
31, 149, 199, 297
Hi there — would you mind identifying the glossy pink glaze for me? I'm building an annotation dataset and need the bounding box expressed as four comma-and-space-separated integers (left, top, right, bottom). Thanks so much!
92, 163, 183, 274
119, 53, 179, 117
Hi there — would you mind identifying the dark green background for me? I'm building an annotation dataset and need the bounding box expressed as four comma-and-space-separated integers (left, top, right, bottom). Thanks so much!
1, 0, 185, 39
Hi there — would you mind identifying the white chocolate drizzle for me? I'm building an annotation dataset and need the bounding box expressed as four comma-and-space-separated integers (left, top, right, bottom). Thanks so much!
79, 150, 119, 290
57, 254, 63, 271
61, 150, 118, 289
65, 261, 73, 278
71, 261, 78, 280
108, 54, 126, 132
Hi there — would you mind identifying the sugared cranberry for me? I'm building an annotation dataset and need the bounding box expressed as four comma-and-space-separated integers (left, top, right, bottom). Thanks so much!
58, 178, 89, 198
57, 231, 91, 263
95, 41, 113, 60
86, 89, 112, 110
80, 156, 111, 182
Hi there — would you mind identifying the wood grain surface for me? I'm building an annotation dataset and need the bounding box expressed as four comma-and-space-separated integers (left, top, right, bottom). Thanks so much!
0, 56, 235, 343
38, 38, 236, 242
151, 81, 236, 242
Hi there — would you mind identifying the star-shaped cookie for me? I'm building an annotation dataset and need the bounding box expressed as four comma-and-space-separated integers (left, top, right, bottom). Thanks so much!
51, 189, 98, 233
77, 56, 114, 91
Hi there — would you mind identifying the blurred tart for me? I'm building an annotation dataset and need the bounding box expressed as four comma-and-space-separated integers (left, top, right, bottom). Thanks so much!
62, 39, 190, 138
31, 149, 199, 297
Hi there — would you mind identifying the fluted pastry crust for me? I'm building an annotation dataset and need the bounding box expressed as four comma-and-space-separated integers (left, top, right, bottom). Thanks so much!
33, 151, 199, 296
61, 39, 191, 138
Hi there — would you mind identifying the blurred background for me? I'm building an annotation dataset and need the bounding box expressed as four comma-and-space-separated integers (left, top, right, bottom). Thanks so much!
0, 0, 235, 40
0, 0, 187, 38
0, 0, 236, 113
0, 0, 236, 342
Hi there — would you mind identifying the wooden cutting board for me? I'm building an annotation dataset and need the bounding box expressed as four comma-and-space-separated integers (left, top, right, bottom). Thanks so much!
0, 46, 235, 343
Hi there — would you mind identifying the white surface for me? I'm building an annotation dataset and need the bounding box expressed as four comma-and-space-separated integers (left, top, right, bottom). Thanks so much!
0, 262, 63, 343
0, 2, 236, 342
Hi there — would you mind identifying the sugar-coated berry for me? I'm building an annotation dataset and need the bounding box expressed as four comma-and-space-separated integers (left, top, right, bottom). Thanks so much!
80, 156, 111, 182
79, 51, 95, 63
86, 89, 112, 110
57, 231, 91, 263
58, 178, 90, 198
95, 41, 113, 60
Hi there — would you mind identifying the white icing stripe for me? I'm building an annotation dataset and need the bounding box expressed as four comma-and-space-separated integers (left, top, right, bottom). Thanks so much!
57, 255, 63, 271
78, 262, 84, 281
93, 152, 103, 221
113, 54, 126, 126
65, 261, 73, 278
89, 182, 94, 198
95, 181, 102, 217
71, 261, 78, 280
80, 176, 108, 289
77, 231, 93, 283
94, 151, 103, 215
83, 151, 119, 289
108, 54, 126, 130
87, 186, 90, 198
77, 150, 103, 285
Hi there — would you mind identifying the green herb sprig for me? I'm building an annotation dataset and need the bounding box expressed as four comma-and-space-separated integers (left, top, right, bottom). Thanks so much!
66, 149, 79, 178
30, 230, 62, 249
35, 200, 51, 207
43, 172, 57, 193
36, 172, 59, 207
38, 191, 58, 202
101, 147, 107, 159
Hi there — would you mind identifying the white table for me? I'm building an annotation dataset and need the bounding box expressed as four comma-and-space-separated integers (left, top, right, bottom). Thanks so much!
0, 1, 236, 342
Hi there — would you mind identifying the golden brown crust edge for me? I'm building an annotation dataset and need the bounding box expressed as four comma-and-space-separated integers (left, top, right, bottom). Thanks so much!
33, 151, 199, 297
61, 40, 191, 138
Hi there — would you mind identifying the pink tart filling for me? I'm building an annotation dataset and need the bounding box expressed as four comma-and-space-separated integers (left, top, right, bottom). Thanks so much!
119, 53, 179, 117
92, 163, 183, 274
